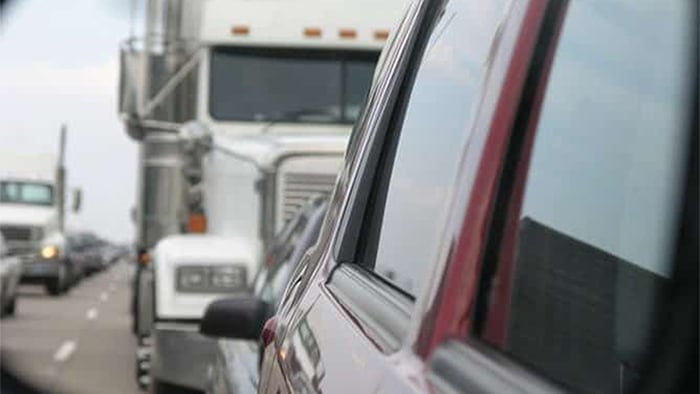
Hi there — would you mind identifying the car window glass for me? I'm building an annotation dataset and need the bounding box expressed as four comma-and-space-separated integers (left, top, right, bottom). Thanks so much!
262, 205, 326, 307
252, 268, 268, 295
361, 0, 509, 297
482, 2, 693, 393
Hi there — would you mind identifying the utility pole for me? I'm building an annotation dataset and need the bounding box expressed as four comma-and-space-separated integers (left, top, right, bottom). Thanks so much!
57, 124, 67, 231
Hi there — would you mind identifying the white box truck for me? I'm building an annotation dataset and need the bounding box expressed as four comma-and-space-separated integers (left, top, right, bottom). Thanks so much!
117, 0, 409, 390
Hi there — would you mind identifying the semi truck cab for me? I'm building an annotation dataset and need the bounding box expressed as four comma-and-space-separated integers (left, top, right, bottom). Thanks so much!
0, 151, 81, 296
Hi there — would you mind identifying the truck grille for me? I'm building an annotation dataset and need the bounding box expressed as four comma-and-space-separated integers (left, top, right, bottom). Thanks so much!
0, 225, 35, 241
280, 173, 336, 223
7, 243, 36, 257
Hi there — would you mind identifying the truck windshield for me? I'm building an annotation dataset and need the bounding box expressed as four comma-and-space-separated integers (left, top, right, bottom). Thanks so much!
0, 181, 54, 206
209, 47, 378, 124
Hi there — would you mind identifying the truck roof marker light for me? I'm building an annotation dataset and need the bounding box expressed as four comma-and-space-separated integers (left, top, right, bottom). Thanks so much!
338, 28, 357, 39
304, 27, 322, 38
231, 25, 250, 36
188, 213, 208, 234
374, 29, 390, 40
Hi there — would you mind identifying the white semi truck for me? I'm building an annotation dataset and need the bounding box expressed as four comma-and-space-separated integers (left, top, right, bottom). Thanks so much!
118, 0, 408, 391
0, 128, 82, 296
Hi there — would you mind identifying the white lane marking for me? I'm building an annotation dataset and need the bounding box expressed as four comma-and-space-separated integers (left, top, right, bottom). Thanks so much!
100, 292, 109, 302
86, 307, 99, 320
53, 340, 77, 363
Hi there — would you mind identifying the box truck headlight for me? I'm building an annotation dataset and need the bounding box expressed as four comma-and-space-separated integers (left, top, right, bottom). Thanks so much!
40, 245, 60, 260
176, 265, 246, 293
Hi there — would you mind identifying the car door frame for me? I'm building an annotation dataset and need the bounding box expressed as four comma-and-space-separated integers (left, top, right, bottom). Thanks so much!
322, 0, 445, 356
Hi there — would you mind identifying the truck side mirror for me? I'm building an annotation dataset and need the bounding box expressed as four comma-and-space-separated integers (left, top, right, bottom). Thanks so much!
200, 296, 270, 340
118, 39, 141, 118
72, 188, 82, 213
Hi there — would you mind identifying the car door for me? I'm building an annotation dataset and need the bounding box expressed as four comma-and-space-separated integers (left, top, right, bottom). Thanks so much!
260, 0, 529, 392
422, 0, 698, 392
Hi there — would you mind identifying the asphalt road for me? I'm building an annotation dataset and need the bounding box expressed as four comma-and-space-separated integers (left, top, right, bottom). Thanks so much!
0, 259, 142, 394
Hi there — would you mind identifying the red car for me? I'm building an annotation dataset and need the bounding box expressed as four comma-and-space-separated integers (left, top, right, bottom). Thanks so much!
204, 0, 698, 392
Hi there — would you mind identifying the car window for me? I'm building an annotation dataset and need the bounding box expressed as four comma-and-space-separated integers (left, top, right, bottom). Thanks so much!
261, 205, 326, 308
253, 210, 309, 295
480, 1, 694, 393
358, 0, 510, 297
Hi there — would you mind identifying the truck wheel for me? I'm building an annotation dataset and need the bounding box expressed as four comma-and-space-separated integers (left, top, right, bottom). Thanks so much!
46, 265, 67, 296
4, 296, 17, 316
46, 280, 62, 296
151, 379, 197, 394
58, 265, 70, 293
1, 296, 17, 317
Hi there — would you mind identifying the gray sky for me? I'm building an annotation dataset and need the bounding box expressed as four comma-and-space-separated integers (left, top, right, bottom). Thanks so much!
1, 0, 139, 242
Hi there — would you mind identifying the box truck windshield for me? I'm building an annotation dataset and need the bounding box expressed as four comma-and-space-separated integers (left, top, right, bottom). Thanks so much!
209, 47, 378, 124
0, 181, 55, 206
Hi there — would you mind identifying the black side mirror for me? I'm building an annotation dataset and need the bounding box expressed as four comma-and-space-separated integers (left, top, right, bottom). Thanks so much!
72, 188, 82, 213
200, 296, 270, 340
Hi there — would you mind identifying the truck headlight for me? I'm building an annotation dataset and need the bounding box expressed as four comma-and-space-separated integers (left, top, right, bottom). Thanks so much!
176, 265, 246, 293
40, 245, 60, 260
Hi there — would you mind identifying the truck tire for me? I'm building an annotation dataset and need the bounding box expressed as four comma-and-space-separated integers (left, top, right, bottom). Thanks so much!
46, 280, 62, 296
3, 296, 16, 316
46, 265, 67, 296
151, 379, 198, 394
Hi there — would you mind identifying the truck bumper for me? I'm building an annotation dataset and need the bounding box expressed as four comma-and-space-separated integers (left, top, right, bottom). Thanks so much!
20, 259, 61, 282
152, 322, 216, 390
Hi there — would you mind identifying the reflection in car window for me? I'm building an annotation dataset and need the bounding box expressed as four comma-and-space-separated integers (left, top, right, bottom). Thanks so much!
485, 2, 693, 393
258, 204, 326, 307
364, 0, 509, 296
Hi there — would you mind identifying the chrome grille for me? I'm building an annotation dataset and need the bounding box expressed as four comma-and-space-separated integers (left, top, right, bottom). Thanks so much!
7, 243, 36, 254
280, 173, 336, 223
0, 225, 34, 241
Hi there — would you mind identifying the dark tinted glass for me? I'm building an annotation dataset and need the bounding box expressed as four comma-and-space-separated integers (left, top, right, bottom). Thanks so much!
209, 48, 378, 124
483, 2, 693, 393
363, 0, 509, 296
0, 182, 54, 206
344, 62, 377, 122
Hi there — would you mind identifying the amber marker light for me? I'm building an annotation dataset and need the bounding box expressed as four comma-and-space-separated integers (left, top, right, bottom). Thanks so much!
339, 28, 357, 39
304, 27, 322, 38
188, 213, 208, 234
231, 25, 250, 36
374, 29, 390, 40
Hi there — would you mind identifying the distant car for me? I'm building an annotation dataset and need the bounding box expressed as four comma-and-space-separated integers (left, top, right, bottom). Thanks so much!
71, 234, 107, 275
99, 244, 123, 266
242, 0, 696, 393
201, 197, 328, 394
64, 233, 87, 285
0, 233, 21, 316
